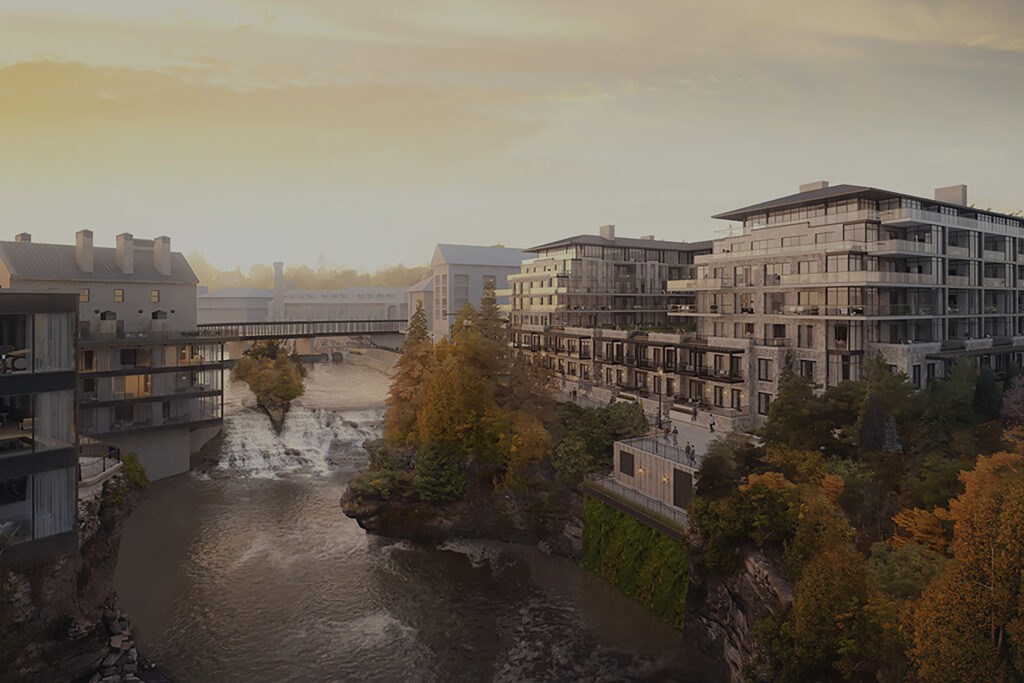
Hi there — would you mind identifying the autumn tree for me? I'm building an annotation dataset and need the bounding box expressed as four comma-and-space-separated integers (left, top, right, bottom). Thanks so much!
385, 301, 433, 444
910, 447, 1024, 681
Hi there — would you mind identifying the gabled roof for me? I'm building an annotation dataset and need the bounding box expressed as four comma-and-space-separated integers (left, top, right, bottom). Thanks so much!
405, 276, 433, 293
431, 244, 527, 268
0, 240, 198, 284
199, 287, 274, 298
525, 234, 713, 253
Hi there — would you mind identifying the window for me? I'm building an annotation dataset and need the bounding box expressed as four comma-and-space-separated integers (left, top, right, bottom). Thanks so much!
912, 364, 921, 389
619, 450, 634, 477
150, 289, 160, 303
114, 289, 124, 303
758, 358, 773, 381
800, 360, 815, 380
730, 389, 742, 409
79, 288, 89, 302
758, 392, 772, 415
713, 386, 724, 407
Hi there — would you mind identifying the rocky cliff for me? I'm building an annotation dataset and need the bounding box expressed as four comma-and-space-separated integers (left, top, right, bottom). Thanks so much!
1, 477, 163, 682
684, 550, 792, 683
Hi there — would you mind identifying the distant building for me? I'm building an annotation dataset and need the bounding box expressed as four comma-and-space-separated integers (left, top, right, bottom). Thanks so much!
0, 231, 223, 481
280, 286, 406, 321
429, 244, 526, 341
0, 292, 78, 561
197, 287, 274, 324
405, 276, 434, 333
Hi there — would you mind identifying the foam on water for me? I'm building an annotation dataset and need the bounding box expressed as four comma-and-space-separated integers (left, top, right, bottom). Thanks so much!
216, 405, 384, 478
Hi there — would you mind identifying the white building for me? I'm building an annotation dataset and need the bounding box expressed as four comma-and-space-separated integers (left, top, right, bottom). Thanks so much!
405, 276, 434, 333
428, 244, 526, 341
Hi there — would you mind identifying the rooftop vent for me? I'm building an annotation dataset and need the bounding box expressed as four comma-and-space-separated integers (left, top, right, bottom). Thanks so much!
14, 232, 30, 243
934, 184, 967, 206
640, 235, 655, 240
799, 180, 830, 193
599, 224, 615, 240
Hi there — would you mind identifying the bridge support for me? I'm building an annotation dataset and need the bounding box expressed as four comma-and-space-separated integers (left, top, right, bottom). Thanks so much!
294, 338, 314, 356
227, 341, 245, 360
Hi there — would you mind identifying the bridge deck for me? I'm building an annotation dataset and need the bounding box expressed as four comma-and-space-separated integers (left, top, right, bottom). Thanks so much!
196, 319, 405, 341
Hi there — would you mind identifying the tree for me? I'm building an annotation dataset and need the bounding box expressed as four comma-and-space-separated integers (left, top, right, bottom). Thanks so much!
552, 436, 595, 485
695, 433, 745, 499
760, 354, 834, 451
910, 447, 1024, 681
881, 415, 903, 454
860, 393, 885, 452
414, 444, 468, 503
1001, 376, 1024, 430
385, 301, 434, 444
974, 364, 1002, 421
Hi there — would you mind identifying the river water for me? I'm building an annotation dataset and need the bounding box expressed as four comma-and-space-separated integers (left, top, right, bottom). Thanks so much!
114, 360, 720, 682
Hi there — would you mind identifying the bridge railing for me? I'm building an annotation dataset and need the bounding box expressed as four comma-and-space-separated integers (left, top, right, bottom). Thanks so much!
195, 319, 405, 341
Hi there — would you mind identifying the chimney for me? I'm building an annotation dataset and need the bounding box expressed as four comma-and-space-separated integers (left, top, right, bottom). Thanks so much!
273, 261, 284, 292
76, 229, 94, 272
935, 184, 967, 206
116, 233, 134, 274
799, 180, 829, 193
14, 232, 30, 243
599, 224, 615, 240
154, 236, 172, 276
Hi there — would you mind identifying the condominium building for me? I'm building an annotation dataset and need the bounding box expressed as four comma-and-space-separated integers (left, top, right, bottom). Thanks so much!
669, 181, 1024, 430
508, 225, 712, 422
429, 244, 526, 341
0, 231, 223, 481
0, 292, 78, 561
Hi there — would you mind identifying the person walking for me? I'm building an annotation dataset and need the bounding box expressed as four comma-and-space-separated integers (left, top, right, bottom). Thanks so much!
671, 425, 678, 445
691, 406, 698, 423
708, 414, 716, 433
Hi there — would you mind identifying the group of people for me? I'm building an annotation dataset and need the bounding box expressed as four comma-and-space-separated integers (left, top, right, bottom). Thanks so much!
659, 425, 698, 463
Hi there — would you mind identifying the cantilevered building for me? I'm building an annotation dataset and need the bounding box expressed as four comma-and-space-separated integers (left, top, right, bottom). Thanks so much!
508, 225, 712, 421
0, 231, 223, 480
670, 181, 1024, 430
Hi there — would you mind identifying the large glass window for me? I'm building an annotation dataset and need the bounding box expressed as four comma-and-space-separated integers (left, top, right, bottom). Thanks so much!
33, 313, 74, 371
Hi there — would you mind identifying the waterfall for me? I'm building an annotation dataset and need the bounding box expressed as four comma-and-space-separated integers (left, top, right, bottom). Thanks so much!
216, 404, 384, 478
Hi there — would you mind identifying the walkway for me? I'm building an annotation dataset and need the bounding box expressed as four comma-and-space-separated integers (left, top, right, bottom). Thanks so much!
584, 475, 688, 537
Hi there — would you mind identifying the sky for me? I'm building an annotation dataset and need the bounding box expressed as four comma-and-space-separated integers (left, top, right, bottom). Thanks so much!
1, 1, 1023, 270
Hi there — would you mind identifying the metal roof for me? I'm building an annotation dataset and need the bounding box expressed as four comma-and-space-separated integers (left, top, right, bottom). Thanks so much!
0, 240, 198, 284
431, 244, 527, 267
712, 183, 1024, 222
525, 234, 713, 254
404, 276, 434, 293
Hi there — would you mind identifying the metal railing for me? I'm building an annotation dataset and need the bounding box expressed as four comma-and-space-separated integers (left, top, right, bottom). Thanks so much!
195, 319, 405, 341
78, 444, 121, 482
618, 436, 701, 470
586, 475, 688, 529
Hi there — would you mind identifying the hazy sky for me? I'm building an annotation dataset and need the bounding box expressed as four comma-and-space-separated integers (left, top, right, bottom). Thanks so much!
1, 1, 1022, 270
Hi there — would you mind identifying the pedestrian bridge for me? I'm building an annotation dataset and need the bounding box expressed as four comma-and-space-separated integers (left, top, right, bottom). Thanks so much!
196, 319, 404, 342
194, 319, 405, 360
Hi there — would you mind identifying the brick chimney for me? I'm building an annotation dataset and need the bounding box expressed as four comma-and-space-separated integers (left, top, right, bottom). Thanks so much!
116, 233, 134, 274
76, 230, 94, 272
14, 232, 30, 243
599, 225, 615, 240
154, 236, 172, 276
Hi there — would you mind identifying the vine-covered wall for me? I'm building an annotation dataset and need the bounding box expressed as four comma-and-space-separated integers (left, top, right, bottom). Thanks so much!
582, 495, 689, 628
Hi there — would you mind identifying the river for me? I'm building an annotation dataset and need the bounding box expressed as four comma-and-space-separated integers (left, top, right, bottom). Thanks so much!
114, 359, 721, 682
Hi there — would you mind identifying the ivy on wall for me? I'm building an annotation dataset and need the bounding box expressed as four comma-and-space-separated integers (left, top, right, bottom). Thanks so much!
582, 495, 689, 628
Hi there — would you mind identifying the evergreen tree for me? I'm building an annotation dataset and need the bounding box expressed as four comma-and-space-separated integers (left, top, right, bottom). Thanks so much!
860, 393, 885, 452
881, 415, 903, 454
973, 364, 1002, 421
760, 353, 834, 451
477, 279, 505, 347
385, 301, 434, 444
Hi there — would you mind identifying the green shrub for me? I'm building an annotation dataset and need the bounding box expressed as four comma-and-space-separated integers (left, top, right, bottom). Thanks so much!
414, 445, 468, 503
583, 495, 689, 627
120, 452, 148, 489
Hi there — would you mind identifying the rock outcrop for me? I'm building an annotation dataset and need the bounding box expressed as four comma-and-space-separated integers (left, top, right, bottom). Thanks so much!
341, 474, 585, 561
684, 550, 792, 683
1, 477, 168, 682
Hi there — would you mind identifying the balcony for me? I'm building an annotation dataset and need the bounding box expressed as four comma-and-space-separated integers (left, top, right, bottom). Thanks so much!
678, 363, 743, 382
668, 304, 697, 314
760, 338, 790, 347
871, 239, 937, 256
778, 271, 937, 287
983, 249, 1008, 262
667, 278, 724, 291
948, 275, 971, 287
983, 277, 1009, 288
947, 245, 971, 259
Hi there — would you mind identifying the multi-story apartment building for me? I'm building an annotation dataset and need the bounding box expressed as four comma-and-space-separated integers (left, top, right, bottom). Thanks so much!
670, 181, 1024, 430
0, 292, 78, 561
0, 231, 222, 481
508, 225, 713, 422
429, 244, 525, 341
